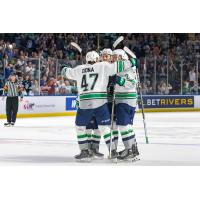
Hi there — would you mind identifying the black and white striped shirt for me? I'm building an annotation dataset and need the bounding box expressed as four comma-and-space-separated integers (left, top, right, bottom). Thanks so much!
4, 81, 23, 98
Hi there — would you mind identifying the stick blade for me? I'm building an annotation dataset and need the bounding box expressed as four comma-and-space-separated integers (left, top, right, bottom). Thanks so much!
70, 42, 82, 53
113, 36, 124, 49
123, 46, 136, 58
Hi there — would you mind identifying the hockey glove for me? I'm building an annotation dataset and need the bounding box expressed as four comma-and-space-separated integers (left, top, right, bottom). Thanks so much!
61, 67, 69, 78
130, 58, 139, 68
110, 75, 125, 86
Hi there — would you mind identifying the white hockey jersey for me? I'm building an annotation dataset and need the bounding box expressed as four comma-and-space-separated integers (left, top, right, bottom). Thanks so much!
115, 60, 138, 107
64, 61, 118, 109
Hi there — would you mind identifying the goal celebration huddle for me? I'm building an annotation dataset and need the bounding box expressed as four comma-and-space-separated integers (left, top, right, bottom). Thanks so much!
61, 37, 144, 162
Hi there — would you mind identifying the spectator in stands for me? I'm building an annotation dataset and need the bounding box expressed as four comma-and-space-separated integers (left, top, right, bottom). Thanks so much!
190, 81, 200, 94
157, 81, 172, 95
141, 83, 149, 95
47, 78, 56, 95
40, 75, 47, 87
4, 62, 14, 80
25, 61, 35, 78
55, 75, 64, 94
31, 80, 39, 95
146, 80, 154, 95
16, 56, 26, 68
3, 54, 9, 70
4, 44, 14, 61
22, 75, 32, 96
0, 59, 4, 77
64, 79, 74, 94
1, 33, 200, 96
182, 80, 191, 94
58, 87, 67, 95
40, 75, 49, 95
189, 67, 196, 85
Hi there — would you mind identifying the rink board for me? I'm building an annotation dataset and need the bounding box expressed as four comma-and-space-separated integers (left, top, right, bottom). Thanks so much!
0, 96, 76, 118
0, 95, 200, 118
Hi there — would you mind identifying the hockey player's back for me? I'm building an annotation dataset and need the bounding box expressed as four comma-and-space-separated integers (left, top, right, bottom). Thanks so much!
63, 61, 116, 109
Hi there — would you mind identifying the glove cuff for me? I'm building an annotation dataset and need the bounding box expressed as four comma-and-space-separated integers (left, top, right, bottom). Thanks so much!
130, 58, 137, 68
116, 77, 125, 86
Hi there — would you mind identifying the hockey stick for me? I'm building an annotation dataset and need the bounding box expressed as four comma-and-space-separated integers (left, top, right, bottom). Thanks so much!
71, 35, 123, 63
123, 46, 149, 144
71, 42, 82, 53
109, 84, 116, 161
113, 36, 124, 49
70, 42, 83, 64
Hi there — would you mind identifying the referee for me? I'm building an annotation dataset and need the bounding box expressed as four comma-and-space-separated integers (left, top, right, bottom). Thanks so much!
3, 74, 23, 127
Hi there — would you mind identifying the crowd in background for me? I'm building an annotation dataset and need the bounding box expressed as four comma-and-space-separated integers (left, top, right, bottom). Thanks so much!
0, 33, 200, 96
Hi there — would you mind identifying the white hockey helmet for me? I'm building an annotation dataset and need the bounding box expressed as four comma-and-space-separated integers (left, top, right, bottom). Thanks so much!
86, 51, 99, 63
113, 49, 128, 60
112, 49, 121, 56
102, 48, 113, 55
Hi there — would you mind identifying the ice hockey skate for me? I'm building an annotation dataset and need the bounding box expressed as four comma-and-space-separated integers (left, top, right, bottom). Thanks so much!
118, 143, 140, 162
108, 149, 118, 163
90, 148, 104, 159
74, 150, 93, 162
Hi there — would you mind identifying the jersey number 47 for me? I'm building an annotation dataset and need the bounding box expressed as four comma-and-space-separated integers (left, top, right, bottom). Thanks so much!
81, 73, 98, 91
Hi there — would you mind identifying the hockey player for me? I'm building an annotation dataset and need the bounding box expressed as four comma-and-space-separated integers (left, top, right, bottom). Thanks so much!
107, 49, 130, 150
101, 48, 113, 63
107, 50, 119, 148
61, 51, 122, 161
76, 95, 104, 159
85, 117, 103, 158
61, 50, 137, 161
86, 48, 113, 159
112, 49, 139, 160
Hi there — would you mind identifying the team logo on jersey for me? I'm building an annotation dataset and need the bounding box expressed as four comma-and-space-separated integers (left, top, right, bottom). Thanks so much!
101, 119, 111, 124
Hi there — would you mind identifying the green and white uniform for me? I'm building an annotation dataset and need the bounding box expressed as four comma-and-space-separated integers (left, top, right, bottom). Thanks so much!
65, 62, 117, 109
115, 61, 138, 107
114, 60, 138, 150
63, 61, 134, 153
64, 62, 118, 152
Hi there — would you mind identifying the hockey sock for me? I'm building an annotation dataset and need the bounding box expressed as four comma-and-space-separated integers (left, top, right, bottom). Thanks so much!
76, 126, 89, 150
85, 129, 92, 149
112, 123, 119, 149
118, 125, 136, 149
98, 125, 116, 151
91, 129, 101, 150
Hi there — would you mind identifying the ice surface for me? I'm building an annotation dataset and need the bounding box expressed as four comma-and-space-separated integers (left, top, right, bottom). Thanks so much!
0, 112, 200, 165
